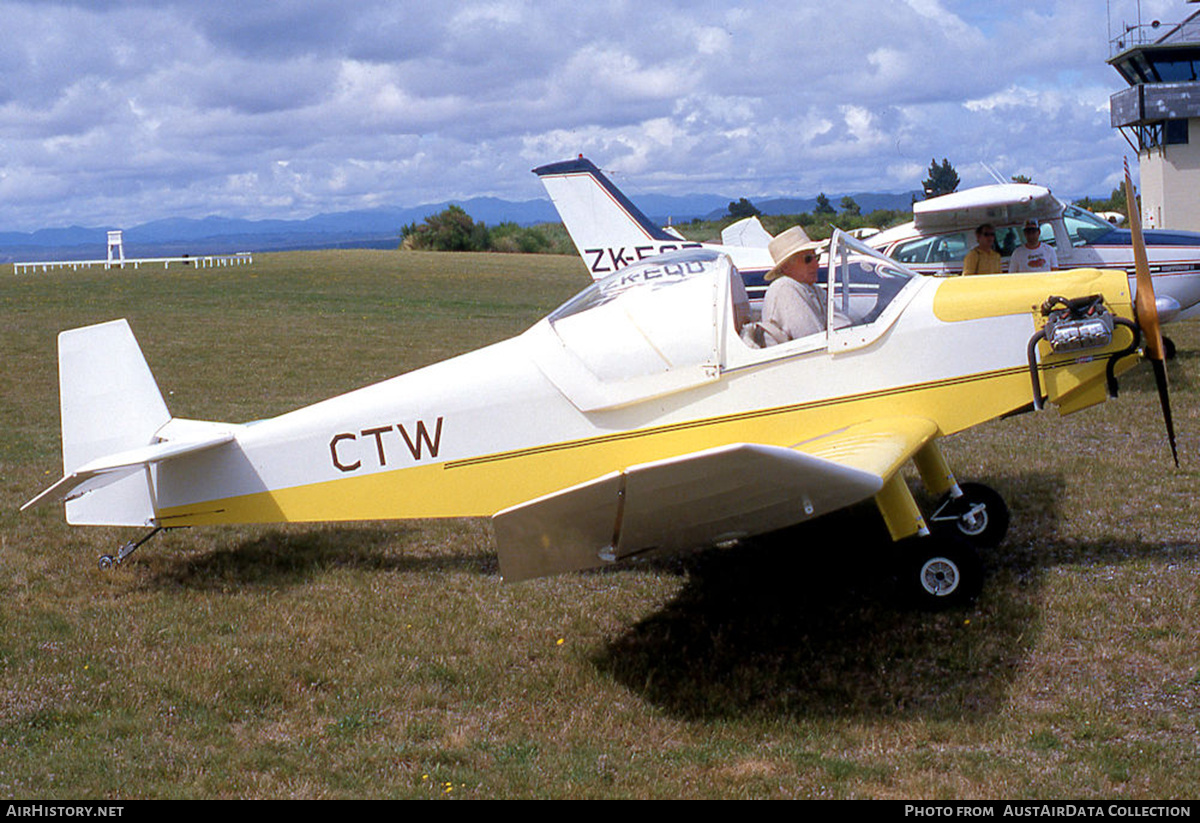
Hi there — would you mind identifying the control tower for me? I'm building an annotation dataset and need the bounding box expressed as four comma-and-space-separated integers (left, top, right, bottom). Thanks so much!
1110, 2, 1200, 229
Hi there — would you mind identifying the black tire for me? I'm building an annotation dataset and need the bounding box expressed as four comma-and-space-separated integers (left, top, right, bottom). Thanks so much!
898, 536, 983, 610
931, 482, 1009, 548
1163, 336, 1176, 361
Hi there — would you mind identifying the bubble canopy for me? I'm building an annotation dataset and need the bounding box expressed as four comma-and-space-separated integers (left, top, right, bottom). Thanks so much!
531, 235, 923, 411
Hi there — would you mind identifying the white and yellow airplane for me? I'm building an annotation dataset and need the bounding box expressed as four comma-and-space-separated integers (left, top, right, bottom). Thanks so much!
22, 173, 1176, 608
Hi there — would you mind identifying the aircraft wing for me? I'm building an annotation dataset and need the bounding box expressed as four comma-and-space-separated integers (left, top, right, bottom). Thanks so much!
492, 417, 938, 582
792, 416, 938, 478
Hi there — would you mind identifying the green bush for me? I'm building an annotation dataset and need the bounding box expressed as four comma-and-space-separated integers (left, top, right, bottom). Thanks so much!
401, 208, 576, 255
490, 222, 551, 254
401, 205, 490, 252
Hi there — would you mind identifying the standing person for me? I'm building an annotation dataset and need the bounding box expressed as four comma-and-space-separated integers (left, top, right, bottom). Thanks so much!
1008, 219, 1059, 272
962, 224, 1002, 275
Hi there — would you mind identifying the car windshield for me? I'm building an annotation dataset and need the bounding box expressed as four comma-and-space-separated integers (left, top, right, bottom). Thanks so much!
1063, 205, 1115, 247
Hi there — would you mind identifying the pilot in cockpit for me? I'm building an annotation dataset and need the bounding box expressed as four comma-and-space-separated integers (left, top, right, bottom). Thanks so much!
750, 225, 827, 347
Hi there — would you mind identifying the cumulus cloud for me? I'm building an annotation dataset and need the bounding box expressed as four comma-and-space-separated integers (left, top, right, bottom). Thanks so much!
0, 0, 1143, 230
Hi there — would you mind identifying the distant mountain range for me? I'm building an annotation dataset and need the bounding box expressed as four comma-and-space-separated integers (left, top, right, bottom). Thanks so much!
0, 191, 920, 264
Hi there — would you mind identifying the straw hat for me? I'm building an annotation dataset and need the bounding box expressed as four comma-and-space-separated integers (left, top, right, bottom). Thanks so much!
766, 225, 825, 281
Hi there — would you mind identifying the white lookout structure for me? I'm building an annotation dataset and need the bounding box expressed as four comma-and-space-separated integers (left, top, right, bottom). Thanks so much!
13, 228, 252, 275
1110, 2, 1200, 230
107, 230, 125, 267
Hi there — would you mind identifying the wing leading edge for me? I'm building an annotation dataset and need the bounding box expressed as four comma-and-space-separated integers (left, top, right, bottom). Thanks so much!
492, 417, 939, 582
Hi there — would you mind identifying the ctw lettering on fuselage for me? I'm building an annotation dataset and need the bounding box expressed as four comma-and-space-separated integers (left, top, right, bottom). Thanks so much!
585, 242, 702, 275
329, 417, 444, 473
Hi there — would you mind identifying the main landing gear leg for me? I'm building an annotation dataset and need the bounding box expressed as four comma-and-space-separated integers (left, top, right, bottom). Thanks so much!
98, 526, 164, 570
872, 440, 1004, 609
914, 439, 1010, 548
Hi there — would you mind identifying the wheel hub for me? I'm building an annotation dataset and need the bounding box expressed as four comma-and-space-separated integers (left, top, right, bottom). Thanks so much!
958, 503, 988, 536
920, 557, 960, 596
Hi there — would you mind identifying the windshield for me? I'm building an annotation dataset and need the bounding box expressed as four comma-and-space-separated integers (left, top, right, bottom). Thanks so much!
828, 230, 919, 327
1063, 205, 1115, 247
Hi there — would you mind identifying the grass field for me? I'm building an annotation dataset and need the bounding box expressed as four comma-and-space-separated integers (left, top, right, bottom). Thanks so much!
1, 249, 1198, 800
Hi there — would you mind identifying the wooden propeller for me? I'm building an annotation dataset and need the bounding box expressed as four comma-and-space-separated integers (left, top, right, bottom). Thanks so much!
1124, 160, 1179, 467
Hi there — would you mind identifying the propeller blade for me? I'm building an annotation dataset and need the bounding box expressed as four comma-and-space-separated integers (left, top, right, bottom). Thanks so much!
1149, 358, 1179, 468
1125, 164, 1164, 359
1124, 161, 1179, 466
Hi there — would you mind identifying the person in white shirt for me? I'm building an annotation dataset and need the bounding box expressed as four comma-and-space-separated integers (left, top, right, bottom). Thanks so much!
1008, 219, 1058, 273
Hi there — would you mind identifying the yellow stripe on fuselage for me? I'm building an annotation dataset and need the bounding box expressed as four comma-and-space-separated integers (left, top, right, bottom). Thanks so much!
154, 364, 1044, 527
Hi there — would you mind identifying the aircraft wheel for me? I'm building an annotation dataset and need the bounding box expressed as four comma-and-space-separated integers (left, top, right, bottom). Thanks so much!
1163, 336, 1176, 360
931, 482, 1009, 548
899, 536, 983, 610
98, 555, 115, 571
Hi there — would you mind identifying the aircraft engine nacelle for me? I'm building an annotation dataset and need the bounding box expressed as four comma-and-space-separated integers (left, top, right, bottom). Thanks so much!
1041, 295, 1115, 353
1027, 293, 1138, 415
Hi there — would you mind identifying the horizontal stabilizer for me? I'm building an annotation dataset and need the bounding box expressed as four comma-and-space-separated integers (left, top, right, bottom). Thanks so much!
492, 442, 884, 582
22, 428, 235, 512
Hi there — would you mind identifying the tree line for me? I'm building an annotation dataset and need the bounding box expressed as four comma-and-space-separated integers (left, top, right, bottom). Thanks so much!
400, 205, 575, 254
400, 159, 1128, 255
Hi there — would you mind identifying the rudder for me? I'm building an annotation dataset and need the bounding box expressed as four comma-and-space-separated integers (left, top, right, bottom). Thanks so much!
58, 319, 170, 525
534, 157, 698, 279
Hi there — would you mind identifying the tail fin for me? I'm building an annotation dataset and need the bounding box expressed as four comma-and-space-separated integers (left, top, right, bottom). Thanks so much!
23, 319, 239, 524
25, 320, 171, 525
60, 320, 171, 525
721, 216, 773, 249
60, 320, 170, 474
533, 157, 701, 278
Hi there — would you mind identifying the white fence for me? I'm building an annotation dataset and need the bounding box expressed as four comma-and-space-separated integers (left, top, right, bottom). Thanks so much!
13, 252, 253, 275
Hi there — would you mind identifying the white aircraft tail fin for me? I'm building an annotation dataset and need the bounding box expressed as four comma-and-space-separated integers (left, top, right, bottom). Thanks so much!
32, 319, 173, 525
533, 157, 701, 278
721, 216, 773, 248
59, 319, 171, 471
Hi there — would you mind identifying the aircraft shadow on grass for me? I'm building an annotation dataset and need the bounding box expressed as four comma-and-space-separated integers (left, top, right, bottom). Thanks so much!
143, 521, 497, 591
591, 470, 1197, 721
138, 468, 1197, 722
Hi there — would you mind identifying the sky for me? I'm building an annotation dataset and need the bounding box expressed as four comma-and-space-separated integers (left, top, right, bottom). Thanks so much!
0, 0, 1188, 232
